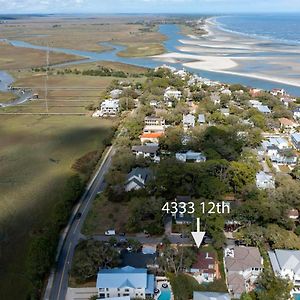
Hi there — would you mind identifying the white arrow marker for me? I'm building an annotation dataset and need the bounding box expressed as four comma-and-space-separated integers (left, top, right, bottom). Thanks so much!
191, 218, 206, 248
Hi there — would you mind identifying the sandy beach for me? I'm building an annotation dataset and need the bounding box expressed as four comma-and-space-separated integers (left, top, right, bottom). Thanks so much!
153, 17, 300, 88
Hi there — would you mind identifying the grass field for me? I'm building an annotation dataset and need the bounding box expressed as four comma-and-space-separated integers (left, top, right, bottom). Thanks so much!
0, 91, 17, 103
82, 194, 130, 236
118, 42, 165, 57
0, 114, 116, 299
0, 17, 166, 56
0, 41, 83, 70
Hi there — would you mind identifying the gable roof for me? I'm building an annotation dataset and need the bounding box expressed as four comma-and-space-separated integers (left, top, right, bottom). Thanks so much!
193, 291, 230, 300
127, 168, 152, 183
269, 249, 300, 275
132, 145, 159, 154
141, 132, 164, 139
97, 266, 150, 289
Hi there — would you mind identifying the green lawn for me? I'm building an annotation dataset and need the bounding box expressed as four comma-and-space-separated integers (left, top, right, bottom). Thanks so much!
0, 114, 116, 300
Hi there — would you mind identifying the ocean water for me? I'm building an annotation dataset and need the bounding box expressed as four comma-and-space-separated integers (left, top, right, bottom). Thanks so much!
216, 14, 300, 45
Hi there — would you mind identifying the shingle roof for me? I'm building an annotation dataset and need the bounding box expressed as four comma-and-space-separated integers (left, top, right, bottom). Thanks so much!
225, 246, 262, 272
127, 168, 152, 183
141, 132, 164, 139
193, 291, 230, 300
132, 145, 159, 154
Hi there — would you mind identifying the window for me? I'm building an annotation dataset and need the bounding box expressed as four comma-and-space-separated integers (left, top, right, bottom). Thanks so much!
125, 289, 130, 292
98, 294, 105, 299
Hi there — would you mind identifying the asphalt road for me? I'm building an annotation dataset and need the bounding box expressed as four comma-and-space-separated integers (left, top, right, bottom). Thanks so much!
47, 146, 115, 300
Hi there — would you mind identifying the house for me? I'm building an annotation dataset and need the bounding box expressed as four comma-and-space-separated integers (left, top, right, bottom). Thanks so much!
278, 118, 298, 132
96, 99, 120, 117
225, 246, 263, 299
110, 89, 123, 99
125, 168, 152, 192
140, 132, 164, 144
190, 252, 217, 283
293, 107, 300, 120
121, 251, 158, 269
183, 114, 195, 130
220, 108, 230, 117
144, 116, 165, 126
256, 171, 275, 189
280, 96, 296, 107
131, 144, 160, 162
271, 88, 286, 96
249, 88, 262, 97
193, 292, 230, 300
175, 151, 206, 163
221, 88, 232, 96
268, 249, 300, 286
143, 125, 165, 134
255, 105, 271, 114
98, 297, 130, 300
211, 93, 221, 105
198, 114, 206, 125
149, 100, 159, 108
173, 196, 193, 224
287, 209, 299, 220
164, 87, 182, 103
291, 133, 300, 150
249, 99, 262, 106
96, 266, 155, 299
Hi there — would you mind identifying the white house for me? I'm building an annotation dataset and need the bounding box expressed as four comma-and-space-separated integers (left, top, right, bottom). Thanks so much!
225, 246, 263, 299
144, 116, 165, 126
125, 168, 152, 192
269, 249, 300, 287
164, 87, 182, 104
256, 171, 275, 189
95, 99, 120, 117
293, 107, 300, 120
183, 114, 195, 130
131, 144, 160, 162
96, 266, 155, 299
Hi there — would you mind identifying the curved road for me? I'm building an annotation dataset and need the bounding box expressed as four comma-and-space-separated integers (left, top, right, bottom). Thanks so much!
45, 146, 116, 300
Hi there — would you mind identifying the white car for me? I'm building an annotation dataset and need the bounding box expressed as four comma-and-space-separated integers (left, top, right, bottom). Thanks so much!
105, 229, 116, 236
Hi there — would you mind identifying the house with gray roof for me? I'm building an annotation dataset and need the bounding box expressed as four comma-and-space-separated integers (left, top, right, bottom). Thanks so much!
193, 291, 230, 300
131, 144, 160, 162
198, 114, 206, 125
225, 246, 263, 299
125, 168, 152, 192
256, 171, 275, 189
176, 151, 206, 163
269, 249, 300, 286
183, 114, 195, 130
96, 266, 155, 299
291, 133, 300, 150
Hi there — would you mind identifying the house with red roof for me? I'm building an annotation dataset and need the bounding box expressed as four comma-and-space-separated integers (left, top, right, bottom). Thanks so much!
190, 252, 218, 283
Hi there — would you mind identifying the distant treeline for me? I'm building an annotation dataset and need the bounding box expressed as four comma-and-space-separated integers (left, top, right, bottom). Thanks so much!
32, 66, 145, 78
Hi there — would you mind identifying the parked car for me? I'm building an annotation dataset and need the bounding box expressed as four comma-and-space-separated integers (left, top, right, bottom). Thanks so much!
105, 229, 116, 236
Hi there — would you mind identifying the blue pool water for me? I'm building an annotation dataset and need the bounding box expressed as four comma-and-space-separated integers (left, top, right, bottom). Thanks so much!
158, 288, 171, 300
294, 294, 300, 300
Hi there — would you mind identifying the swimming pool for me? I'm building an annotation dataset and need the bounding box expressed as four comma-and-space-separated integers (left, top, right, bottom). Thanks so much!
158, 288, 171, 300
294, 294, 300, 300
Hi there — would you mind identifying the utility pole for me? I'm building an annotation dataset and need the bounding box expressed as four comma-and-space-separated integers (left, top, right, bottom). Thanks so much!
44, 43, 49, 114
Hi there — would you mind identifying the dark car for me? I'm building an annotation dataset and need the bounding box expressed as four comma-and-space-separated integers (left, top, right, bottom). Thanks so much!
75, 212, 82, 219
119, 232, 126, 236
